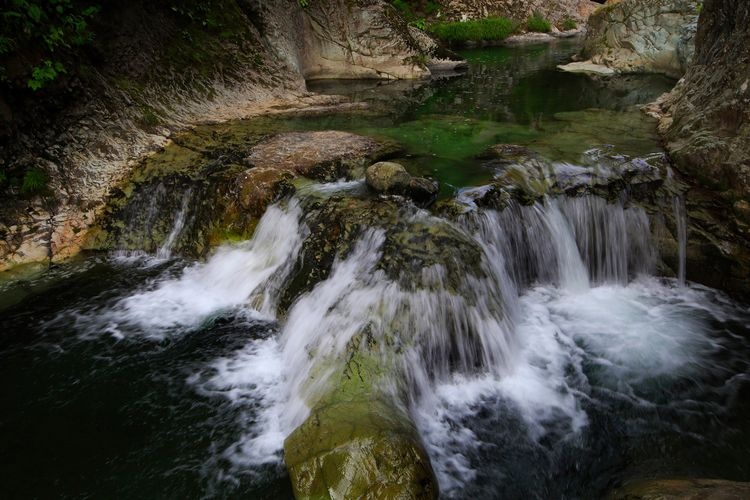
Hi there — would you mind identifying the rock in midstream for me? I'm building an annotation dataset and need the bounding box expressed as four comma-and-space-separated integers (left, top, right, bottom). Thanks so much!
365, 161, 439, 205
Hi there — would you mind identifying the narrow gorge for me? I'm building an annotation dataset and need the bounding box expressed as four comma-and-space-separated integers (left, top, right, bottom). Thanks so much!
1, 1, 749, 499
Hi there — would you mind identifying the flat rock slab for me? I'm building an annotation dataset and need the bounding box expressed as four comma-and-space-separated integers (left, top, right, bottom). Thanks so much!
558, 60, 616, 76
245, 131, 395, 181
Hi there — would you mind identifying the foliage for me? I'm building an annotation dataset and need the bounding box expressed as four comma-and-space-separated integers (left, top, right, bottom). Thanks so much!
561, 17, 577, 31
298, 0, 310, 6
428, 17, 517, 43
526, 12, 551, 33
20, 169, 47, 194
390, 0, 440, 21
0, 0, 100, 90
410, 18, 427, 31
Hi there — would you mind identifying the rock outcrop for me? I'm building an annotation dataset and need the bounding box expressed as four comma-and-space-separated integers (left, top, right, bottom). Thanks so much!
439, 0, 601, 27
655, 0, 750, 297
578, 0, 700, 77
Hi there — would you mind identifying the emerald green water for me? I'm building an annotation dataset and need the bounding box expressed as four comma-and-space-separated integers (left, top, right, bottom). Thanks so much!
186, 39, 672, 193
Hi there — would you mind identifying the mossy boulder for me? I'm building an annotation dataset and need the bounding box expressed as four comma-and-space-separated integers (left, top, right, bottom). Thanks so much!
366, 161, 439, 205
284, 344, 438, 500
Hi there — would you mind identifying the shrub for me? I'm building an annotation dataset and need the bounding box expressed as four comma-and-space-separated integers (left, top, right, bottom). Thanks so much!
562, 17, 577, 31
526, 13, 551, 33
1, 0, 100, 90
428, 17, 517, 43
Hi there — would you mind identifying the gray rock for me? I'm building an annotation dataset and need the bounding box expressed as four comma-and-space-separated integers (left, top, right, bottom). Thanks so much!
581, 0, 701, 78
366, 162, 412, 192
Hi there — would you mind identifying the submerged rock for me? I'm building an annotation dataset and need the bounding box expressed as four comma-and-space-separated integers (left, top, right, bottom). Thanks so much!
610, 478, 750, 499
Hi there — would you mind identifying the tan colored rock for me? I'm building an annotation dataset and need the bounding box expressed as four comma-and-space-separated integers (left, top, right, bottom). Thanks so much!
558, 60, 616, 75
245, 131, 396, 182
237, 167, 295, 217
440, 0, 600, 27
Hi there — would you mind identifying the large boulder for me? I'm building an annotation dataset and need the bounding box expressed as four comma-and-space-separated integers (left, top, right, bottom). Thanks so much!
284, 345, 438, 499
245, 131, 400, 182
366, 161, 440, 204
578, 0, 700, 78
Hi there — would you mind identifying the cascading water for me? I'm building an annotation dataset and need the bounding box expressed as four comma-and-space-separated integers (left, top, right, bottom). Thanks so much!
674, 194, 688, 285
156, 187, 193, 260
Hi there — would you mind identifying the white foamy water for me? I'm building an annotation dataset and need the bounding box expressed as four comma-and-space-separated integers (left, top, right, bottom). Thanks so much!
191, 335, 288, 468
66, 202, 304, 340
415, 277, 745, 495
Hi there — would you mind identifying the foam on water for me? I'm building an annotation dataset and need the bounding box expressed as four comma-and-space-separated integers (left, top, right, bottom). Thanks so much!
191, 334, 287, 469
415, 276, 748, 495
61, 202, 304, 340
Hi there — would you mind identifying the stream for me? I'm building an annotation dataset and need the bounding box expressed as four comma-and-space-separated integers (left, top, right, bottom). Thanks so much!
2, 39, 750, 499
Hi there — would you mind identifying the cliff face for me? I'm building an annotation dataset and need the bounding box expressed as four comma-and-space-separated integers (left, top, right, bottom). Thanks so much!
656, 0, 750, 296
663, 0, 750, 203
440, 0, 601, 26
0, 0, 437, 272
581, 0, 700, 77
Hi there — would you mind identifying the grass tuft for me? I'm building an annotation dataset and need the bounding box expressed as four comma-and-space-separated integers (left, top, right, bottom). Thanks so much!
526, 13, 552, 33
428, 17, 518, 43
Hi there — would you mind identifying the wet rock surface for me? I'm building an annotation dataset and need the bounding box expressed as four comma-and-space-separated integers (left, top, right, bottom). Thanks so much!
366, 161, 439, 204
610, 478, 750, 499
284, 338, 438, 500
654, 0, 750, 298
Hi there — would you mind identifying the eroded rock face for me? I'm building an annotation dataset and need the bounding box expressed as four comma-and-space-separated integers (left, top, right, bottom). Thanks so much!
581, 0, 700, 77
261, 0, 433, 80
0, 0, 447, 273
440, 0, 601, 27
656, 0, 750, 297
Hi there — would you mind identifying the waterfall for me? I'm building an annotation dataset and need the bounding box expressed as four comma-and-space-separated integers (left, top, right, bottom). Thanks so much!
156, 188, 193, 260
673, 195, 688, 285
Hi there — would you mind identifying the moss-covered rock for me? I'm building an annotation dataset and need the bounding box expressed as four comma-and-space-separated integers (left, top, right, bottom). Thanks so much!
284, 339, 438, 500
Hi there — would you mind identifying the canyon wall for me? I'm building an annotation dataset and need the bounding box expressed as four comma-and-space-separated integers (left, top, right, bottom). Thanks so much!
657, 0, 750, 296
